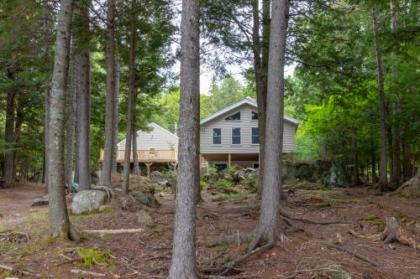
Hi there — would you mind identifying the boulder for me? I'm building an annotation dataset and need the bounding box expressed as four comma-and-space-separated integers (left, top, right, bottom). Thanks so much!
71, 190, 107, 214
32, 195, 49, 207
150, 171, 165, 183
136, 210, 154, 227
130, 191, 160, 208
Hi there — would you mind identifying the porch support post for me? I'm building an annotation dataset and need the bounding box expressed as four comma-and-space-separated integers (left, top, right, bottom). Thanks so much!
228, 154, 231, 167
145, 162, 153, 178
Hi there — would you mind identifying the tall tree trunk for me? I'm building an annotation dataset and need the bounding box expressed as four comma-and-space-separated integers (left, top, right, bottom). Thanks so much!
249, 0, 289, 251
42, 1, 51, 186
371, 137, 376, 183
390, 0, 401, 189
74, 0, 91, 191
372, 4, 388, 191
64, 56, 76, 191
4, 81, 16, 185
122, 14, 137, 194
100, 0, 116, 187
47, 0, 78, 240
111, 60, 120, 174
168, 0, 200, 276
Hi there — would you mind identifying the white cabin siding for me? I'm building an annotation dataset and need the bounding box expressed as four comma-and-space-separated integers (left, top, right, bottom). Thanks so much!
200, 104, 297, 154
118, 123, 178, 151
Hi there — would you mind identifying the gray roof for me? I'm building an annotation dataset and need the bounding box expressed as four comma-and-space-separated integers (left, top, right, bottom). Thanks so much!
200, 96, 300, 126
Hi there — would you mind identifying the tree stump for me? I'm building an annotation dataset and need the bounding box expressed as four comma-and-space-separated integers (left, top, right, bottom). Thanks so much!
381, 217, 399, 243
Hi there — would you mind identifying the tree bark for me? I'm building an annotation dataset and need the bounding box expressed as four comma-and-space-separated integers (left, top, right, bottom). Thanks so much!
74, 0, 91, 191
352, 128, 360, 186
47, 0, 77, 240
249, 0, 289, 251
122, 12, 137, 194
100, 0, 116, 187
42, 1, 51, 186
372, 4, 388, 191
390, 0, 401, 189
254, 0, 270, 190
111, 60, 120, 174
168, 0, 200, 277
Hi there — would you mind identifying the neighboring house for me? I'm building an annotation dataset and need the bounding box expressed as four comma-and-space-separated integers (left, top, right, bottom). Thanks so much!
199, 96, 299, 169
100, 122, 178, 174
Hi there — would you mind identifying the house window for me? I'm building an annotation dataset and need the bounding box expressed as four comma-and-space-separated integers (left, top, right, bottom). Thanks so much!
213, 128, 221, 144
225, 112, 241, 121
232, 128, 241, 144
252, 111, 258, 120
252, 128, 259, 144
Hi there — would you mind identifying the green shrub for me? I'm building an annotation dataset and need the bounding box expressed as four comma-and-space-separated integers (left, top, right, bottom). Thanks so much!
242, 176, 256, 187
227, 166, 237, 175
200, 179, 209, 189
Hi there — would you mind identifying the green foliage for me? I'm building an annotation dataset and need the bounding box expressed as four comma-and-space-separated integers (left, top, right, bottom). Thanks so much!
214, 179, 234, 190
242, 176, 256, 187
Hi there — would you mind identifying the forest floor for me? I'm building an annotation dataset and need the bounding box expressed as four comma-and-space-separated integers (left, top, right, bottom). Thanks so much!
1, 179, 420, 279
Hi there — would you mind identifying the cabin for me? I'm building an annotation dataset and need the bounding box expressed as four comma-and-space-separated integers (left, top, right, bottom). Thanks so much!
199, 97, 299, 169
101, 122, 178, 175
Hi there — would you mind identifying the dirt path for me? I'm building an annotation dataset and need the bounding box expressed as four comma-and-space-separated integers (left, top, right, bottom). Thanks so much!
0, 183, 46, 227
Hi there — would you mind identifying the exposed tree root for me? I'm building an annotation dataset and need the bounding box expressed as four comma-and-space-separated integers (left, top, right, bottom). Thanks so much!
70, 268, 106, 277
201, 242, 273, 276
247, 226, 286, 252
325, 243, 379, 267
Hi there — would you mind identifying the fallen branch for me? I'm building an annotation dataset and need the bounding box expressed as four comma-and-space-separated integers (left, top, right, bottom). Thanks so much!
325, 243, 379, 267
348, 230, 381, 241
201, 243, 273, 276
83, 228, 143, 235
0, 263, 39, 277
280, 208, 349, 225
70, 268, 106, 277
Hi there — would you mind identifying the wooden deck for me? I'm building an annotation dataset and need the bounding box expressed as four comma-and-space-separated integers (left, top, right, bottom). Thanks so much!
100, 149, 178, 163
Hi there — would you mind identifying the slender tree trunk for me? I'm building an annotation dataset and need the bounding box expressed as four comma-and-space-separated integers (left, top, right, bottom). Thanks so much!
111, 60, 120, 174
64, 56, 76, 191
352, 128, 360, 185
100, 0, 116, 187
122, 15, 137, 194
390, 0, 401, 188
249, 0, 289, 251
371, 137, 376, 183
74, 0, 91, 191
372, 4, 388, 191
168, 0, 200, 277
14, 100, 24, 180
256, 0, 270, 190
47, 0, 78, 240
132, 106, 140, 176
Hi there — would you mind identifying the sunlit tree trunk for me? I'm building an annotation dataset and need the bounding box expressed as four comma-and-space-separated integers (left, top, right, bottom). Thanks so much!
100, 0, 116, 187
132, 108, 140, 176
168, 0, 200, 276
249, 0, 289, 251
111, 60, 120, 174
47, 0, 78, 240
372, 4, 388, 191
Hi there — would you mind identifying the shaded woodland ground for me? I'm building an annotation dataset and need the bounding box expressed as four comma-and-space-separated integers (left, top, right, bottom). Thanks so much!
1, 178, 419, 279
